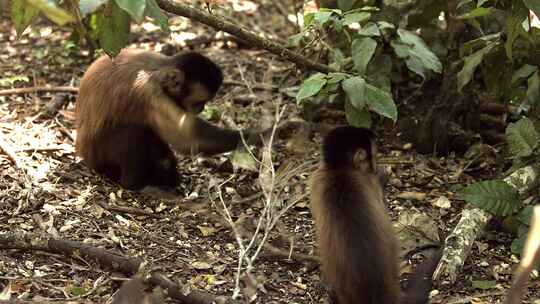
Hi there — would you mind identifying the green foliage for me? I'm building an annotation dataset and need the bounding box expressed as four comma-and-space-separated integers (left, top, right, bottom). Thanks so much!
295, 6, 441, 125
296, 73, 328, 104
11, 0, 74, 36
97, 1, 130, 56
0, 75, 30, 87
462, 117, 540, 255
10, 0, 40, 36
115, 0, 146, 22
523, 0, 540, 20
351, 37, 376, 75
390, 29, 442, 78
458, 180, 521, 217
10, 0, 170, 56
457, 42, 498, 92
505, 117, 539, 158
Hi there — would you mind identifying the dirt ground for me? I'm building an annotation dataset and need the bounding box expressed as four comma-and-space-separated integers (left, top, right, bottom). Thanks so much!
0, 4, 539, 304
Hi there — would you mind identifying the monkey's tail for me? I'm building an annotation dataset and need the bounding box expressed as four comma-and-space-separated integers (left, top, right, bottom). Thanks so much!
400, 247, 443, 304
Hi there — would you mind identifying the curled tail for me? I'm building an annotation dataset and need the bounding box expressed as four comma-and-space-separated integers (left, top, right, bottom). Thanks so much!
400, 247, 443, 304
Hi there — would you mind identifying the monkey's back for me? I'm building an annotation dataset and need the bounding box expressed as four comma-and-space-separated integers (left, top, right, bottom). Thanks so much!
310, 169, 400, 304
75, 49, 172, 166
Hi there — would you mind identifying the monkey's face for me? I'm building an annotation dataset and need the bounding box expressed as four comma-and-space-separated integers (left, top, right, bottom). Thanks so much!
181, 82, 214, 114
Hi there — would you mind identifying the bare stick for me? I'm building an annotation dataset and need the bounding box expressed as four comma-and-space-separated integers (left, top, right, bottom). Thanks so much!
505, 205, 540, 304
156, 0, 334, 74
0, 86, 78, 96
0, 233, 221, 304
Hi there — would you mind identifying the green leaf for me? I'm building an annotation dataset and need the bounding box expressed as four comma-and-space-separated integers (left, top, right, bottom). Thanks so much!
115, 0, 146, 22
79, 0, 108, 16
459, 33, 501, 57
456, 7, 494, 19
517, 206, 534, 226
342, 76, 366, 109
477, 0, 489, 7
287, 32, 305, 47
296, 73, 327, 104
343, 12, 370, 26
511, 232, 527, 255
523, 0, 540, 19
338, 0, 357, 11
390, 29, 442, 78
0, 75, 30, 87
527, 71, 540, 105
472, 280, 497, 290
327, 72, 349, 84
97, 1, 131, 56
304, 13, 315, 27
512, 64, 538, 84
11, 0, 40, 36
458, 180, 521, 217
357, 22, 380, 37
376, 21, 395, 32
24, 0, 75, 25
457, 0, 474, 9
505, 1, 528, 60
365, 83, 397, 122
345, 101, 372, 128
505, 117, 539, 158
145, 0, 169, 33
69, 286, 88, 296
351, 37, 377, 74
231, 150, 258, 172
457, 42, 497, 92
314, 10, 334, 26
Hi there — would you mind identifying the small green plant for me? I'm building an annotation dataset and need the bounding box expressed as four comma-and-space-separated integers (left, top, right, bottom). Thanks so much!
292, 6, 442, 128
10, 0, 169, 56
459, 117, 540, 254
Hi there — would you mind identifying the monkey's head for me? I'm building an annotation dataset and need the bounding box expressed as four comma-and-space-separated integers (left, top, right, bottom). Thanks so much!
170, 52, 223, 114
321, 126, 377, 172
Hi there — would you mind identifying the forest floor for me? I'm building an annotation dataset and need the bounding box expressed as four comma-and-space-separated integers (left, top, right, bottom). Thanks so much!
0, 2, 539, 304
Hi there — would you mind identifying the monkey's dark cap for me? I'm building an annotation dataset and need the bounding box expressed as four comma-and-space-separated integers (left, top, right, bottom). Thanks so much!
322, 126, 375, 168
175, 52, 223, 94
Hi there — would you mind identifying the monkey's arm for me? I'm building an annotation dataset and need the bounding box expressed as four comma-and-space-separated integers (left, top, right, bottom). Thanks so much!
150, 95, 253, 155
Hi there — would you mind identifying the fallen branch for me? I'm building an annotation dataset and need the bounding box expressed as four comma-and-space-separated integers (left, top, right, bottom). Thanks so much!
156, 0, 334, 74
94, 199, 161, 218
0, 233, 223, 304
434, 165, 539, 283
0, 86, 78, 96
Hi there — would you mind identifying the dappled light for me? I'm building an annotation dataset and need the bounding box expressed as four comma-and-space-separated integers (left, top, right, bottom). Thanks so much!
1, 0, 540, 303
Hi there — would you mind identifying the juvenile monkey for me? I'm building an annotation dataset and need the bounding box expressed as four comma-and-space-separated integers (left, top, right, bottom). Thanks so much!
76, 49, 268, 190
310, 126, 441, 304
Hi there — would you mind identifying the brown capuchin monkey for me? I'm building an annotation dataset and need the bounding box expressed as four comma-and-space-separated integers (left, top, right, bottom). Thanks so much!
112, 278, 161, 304
310, 126, 442, 304
76, 48, 276, 190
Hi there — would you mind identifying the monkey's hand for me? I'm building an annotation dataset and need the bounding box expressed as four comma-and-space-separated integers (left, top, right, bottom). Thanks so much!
153, 67, 185, 98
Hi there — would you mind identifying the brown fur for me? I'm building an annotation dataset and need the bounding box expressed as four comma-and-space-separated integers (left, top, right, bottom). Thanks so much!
310, 126, 439, 304
75, 48, 248, 189
112, 278, 162, 304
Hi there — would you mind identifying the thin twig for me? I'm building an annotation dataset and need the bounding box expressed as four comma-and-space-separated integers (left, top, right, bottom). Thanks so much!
156, 0, 334, 73
0, 86, 78, 96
